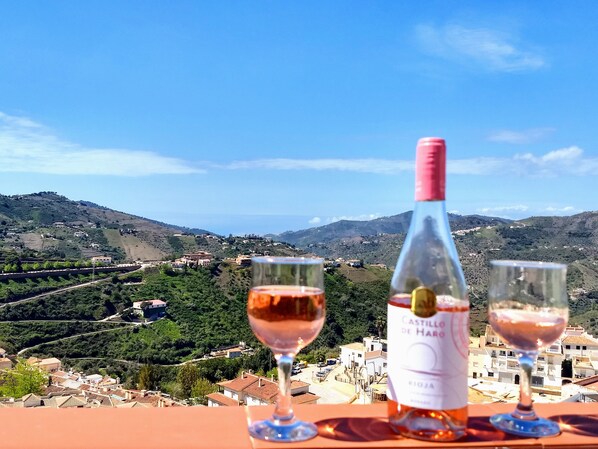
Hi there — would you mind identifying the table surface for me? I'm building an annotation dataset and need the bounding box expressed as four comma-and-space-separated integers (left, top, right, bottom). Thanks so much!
0, 402, 597, 449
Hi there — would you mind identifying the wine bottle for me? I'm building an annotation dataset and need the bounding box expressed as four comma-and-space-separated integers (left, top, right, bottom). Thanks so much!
387, 137, 469, 441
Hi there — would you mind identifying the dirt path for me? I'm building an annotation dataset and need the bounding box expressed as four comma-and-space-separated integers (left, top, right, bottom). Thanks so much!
0, 278, 110, 309
5, 268, 146, 356
0, 267, 144, 309
17, 323, 143, 356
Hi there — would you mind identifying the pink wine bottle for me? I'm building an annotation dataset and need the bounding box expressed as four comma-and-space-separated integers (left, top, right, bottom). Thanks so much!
387, 137, 469, 441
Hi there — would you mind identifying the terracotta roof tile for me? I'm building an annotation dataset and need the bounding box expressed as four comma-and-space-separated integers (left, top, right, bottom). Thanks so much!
563, 335, 598, 346
365, 350, 386, 360
117, 401, 148, 408
290, 392, 319, 405
54, 395, 87, 408
218, 373, 259, 392
573, 374, 598, 386
290, 380, 309, 389
244, 378, 278, 402
206, 392, 240, 407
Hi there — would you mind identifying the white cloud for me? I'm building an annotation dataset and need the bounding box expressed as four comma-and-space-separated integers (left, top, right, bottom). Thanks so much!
224, 146, 597, 178
478, 205, 530, 214
0, 112, 203, 176
477, 205, 578, 218
541, 146, 582, 162
416, 24, 545, 72
512, 146, 595, 176
447, 157, 507, 175
488, 128, 555, 144
545, 206, 576, 213
327, 213, 382, 223
308, 217, 321, 225
224, 158, 413, 174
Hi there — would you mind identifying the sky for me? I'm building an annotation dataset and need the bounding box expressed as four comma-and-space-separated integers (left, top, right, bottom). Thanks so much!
0, 1, 597, 235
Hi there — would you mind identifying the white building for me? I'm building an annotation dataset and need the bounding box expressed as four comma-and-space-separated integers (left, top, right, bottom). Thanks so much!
340, 337, 387, 378
91, 256, 112, 265
470, 324, 598, 392
469, 325, 564, 388
179, 252, 213, 268
560, 326, 598, 378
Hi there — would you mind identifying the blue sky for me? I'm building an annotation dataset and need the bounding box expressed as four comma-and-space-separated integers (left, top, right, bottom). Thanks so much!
0, 1, 597, 235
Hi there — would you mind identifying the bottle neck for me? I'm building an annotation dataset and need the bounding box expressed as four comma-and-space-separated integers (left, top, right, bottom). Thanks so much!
411, 200, 450, 232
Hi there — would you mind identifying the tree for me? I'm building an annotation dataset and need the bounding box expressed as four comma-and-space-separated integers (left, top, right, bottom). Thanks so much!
375, 316, 386, 339
0, 359, 48, 397
160, 264, 174, 276
137, 364, 159, 390
265, 368, 278, 381
562, 359, 573, 378
4, 253, 21, 272
177, 363, 200, 398
190, 378, 217, 405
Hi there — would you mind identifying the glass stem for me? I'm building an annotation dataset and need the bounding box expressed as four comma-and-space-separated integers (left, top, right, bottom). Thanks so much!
513, 351, 538, 421
273, 354, 295, 424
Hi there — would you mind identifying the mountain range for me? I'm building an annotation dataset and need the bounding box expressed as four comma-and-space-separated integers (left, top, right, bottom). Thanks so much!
273, 212, 511, 246
1, 191, 598, 337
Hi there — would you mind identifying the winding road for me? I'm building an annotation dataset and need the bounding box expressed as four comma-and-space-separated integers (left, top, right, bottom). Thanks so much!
3, 268, 147, 357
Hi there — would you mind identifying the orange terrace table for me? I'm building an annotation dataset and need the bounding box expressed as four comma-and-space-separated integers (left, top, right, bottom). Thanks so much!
0, 402, 597, 449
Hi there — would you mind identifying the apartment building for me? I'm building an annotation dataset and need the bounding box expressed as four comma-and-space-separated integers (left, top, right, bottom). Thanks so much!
470, 324, 598, 389
340, 336, 387, 378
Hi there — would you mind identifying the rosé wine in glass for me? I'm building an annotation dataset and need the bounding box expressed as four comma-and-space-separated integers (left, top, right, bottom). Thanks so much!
487, 260, 568, 438
247, 257, 325, 443
248, 285, 325, 356
488, 309, 567, 352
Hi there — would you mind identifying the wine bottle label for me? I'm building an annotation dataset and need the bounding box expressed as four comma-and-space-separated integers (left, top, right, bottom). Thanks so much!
411, 286, 437, 318
387, 299, 469, 410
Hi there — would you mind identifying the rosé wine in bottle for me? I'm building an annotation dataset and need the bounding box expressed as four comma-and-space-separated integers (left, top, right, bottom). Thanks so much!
387, 138, 469, 442
248, 285, 325, 356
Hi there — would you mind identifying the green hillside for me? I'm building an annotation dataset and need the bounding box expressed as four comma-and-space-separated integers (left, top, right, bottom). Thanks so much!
10, 264, 388, 365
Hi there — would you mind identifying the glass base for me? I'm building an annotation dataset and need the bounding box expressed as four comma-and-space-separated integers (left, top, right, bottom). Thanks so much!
490, 413, 561, 438
249, 419, 318, 442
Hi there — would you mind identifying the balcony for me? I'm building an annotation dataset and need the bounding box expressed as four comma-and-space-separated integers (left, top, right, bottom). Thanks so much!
1, 402, 597, 448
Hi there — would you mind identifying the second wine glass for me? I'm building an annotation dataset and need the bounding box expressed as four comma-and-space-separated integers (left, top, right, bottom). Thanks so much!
247, 256, 326, 442
488, 260, 568, 438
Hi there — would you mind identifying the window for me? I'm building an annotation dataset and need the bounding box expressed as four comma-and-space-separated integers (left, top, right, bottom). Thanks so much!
577, 346, 581, 350
566, 345, 570, 349
487, 371, 494, 377
473, 372, 477, 379
499, 351, 506, 356
357, 354, 362, 358
383, 363, 387, 368
583, 346, 587, 350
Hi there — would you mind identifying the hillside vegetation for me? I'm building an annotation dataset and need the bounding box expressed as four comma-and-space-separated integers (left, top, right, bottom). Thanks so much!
1, 191, 598, 386
15, 264, 388, 365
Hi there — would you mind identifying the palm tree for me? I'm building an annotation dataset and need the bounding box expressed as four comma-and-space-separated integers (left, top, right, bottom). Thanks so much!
375, 316, 386, 339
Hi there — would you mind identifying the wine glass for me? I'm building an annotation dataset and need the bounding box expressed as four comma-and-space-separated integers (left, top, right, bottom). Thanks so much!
247, 256, 326, 442
487, 260, 568, 437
